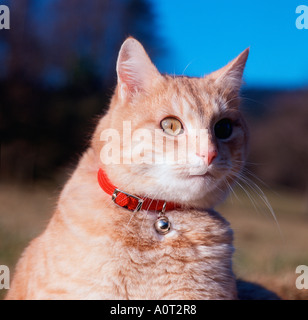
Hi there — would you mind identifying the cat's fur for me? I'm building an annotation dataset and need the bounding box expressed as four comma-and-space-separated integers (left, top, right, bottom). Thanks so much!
6, 38, 250, 300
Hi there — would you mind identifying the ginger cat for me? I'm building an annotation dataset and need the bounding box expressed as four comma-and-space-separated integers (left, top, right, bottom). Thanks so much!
6, 38, 250, 300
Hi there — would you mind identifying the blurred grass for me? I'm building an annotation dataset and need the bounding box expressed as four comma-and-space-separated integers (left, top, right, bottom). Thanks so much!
0, 182, 58, 300
0, 182, 308, 300
219, 187, 308, 300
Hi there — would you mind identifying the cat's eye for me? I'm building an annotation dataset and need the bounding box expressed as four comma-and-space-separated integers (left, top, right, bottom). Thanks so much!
160, 117, 184, 136
214, 118, 233, 140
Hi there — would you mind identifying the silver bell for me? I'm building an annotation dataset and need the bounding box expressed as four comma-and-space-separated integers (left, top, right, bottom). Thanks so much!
154, 216, 171, 235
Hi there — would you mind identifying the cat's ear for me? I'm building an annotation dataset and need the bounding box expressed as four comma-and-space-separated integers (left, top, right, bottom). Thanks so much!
210, 48, 249, 94
116, 37, 160, 100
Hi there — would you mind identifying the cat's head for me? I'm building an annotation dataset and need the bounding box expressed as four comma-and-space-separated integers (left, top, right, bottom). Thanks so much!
93, 37, 249, 209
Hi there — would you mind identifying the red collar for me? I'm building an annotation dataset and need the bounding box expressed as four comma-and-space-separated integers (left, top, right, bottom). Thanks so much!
97, 168, 180, 213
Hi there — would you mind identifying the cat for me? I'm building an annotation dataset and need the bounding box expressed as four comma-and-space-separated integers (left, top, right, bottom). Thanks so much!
6, 37, 250, 300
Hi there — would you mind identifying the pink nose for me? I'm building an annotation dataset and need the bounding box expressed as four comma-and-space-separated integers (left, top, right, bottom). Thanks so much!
208, 150, 217, 165
196, 150, 217, 165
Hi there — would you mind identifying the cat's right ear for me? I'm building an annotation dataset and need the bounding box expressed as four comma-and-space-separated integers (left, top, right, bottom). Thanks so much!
116, 37, 161, 100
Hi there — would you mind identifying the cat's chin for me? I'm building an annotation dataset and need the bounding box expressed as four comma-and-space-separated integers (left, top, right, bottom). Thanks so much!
180, 173, 230, 208
156, 175, 226, 208
187, 172, 219, 191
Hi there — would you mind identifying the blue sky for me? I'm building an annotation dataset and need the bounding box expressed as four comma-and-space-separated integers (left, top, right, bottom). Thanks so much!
151, 0, 308, 88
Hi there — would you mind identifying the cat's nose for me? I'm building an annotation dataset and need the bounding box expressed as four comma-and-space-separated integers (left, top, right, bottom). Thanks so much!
208, 150, 217, 165
196, 149, 217, 165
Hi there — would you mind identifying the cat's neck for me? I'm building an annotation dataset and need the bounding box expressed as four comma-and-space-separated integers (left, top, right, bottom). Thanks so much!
58, 148, 233, 245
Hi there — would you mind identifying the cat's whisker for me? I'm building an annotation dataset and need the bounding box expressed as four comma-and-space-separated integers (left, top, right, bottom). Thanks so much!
233, 160, 262, 166
125, 190, 156, 229
237, 175, 272, 218
125, 208, 137, 228
140, 189, 162, 232
135, 191, 161, 249
123, 190, 156, 249
242, 168, 279, 197
237, 174, 282, 237
224, 178, 240, 202
213, 182, 225, 194
220, 96, 240, 110
233, 179, 261, 214
227, 169, 283, 238
221, 178, 233, 204
240, 96, 268, 110
181, 60, 194, 75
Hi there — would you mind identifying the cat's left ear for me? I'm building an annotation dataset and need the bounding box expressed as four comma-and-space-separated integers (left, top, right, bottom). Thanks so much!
116, 37, 161, 100
210, 48, 249, 94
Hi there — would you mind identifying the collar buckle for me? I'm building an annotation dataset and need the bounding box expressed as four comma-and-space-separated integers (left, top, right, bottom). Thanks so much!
112, 188, 144, 213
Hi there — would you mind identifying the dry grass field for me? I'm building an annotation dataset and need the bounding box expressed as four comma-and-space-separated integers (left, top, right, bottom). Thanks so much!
0, 181, 308, 300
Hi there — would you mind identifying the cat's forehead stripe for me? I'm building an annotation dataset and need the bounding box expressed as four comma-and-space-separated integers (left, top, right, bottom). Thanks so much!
182, 78, 205, 118
166, 76, 230, 123
171, 94, 196, 123
169, 77, 218, 121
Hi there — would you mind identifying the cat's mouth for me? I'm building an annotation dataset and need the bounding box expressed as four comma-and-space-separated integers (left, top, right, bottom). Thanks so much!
187, 165, 229, 183
189, 171, 213, 178
186, 163, 217, 178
